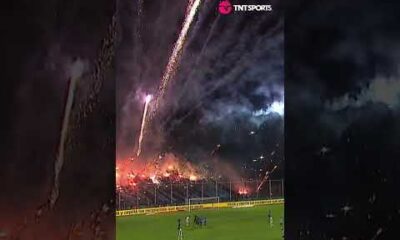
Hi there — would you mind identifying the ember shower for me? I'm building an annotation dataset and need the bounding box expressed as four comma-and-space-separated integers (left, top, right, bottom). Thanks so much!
117, 0, 283, 189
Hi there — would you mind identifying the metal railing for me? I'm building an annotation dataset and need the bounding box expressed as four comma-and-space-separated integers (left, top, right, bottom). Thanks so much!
116, 179, 284, 210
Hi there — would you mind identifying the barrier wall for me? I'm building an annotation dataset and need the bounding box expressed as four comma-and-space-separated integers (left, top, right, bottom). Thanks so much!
116, 198, 284, 217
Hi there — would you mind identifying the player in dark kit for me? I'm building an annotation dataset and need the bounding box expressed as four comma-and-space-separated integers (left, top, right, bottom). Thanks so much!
193, 215, 207, 227
177, 219, 183, 240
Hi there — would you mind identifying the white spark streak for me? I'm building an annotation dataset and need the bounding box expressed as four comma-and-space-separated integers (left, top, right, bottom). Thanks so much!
153, 0, 203, 113
136, 95, 152, 156
50, 75, 79, 208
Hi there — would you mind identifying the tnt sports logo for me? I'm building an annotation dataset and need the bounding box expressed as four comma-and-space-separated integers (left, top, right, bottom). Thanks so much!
218, 0, 273, 15
218, 0, 233, 15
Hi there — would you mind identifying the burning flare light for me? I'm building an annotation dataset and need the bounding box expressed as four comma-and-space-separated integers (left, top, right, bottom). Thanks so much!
116, 153, 204, 188
257, 165, 278, 192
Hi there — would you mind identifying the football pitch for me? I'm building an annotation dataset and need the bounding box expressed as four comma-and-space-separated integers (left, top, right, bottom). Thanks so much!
117, 204, 284, 240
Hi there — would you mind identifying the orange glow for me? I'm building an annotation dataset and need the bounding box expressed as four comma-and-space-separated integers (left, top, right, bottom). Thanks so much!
238, 187, 249, 195
189, 175, 197, 181
116, 153, 204, 187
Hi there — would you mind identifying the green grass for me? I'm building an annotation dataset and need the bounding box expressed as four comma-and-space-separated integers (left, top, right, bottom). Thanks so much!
117, 204, 284, 240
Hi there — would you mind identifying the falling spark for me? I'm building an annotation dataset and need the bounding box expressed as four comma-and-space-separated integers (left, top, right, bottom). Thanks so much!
13, 17, 116, 237
152, 0, 203, 114
326, 213, 336, 218
341, 204, 353, 216
137, 95, 152, 157
137, 0, 203, 158
257, 165, 278, 192
177, 13, 220, 100
210, 144, 222, 156
371, 227, 383, 240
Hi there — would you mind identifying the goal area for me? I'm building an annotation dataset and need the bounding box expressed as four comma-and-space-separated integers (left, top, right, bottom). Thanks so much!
188, 197, 220, 212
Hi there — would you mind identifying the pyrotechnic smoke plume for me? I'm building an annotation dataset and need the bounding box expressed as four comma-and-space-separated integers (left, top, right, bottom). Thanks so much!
177, 14, 221, 101
161, 16, 284, 135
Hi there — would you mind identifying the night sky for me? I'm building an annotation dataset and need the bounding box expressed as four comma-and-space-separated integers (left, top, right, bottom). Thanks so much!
285, 0, 400, 238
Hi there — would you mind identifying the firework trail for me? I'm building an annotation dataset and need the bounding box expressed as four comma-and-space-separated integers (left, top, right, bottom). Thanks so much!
11, 67, 82, 239
163, 50, 253, 133
136, 0, 202, 157
257, 165, 277, 192
152, 0, 203, 115
50, 73, 81, 208
133, 0, 145, 158
9, 15, 117, 239
136, 95, 152, 157
195, 15, 220, 64
161, 8, 226, 128
210, 144, 221, 156
178, 14, 221, 99
186, 0, 195, 15
165, 11, 219, 122
164, 18, 284, 134
51, 13, 116, 209
186, 0, 215, 43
